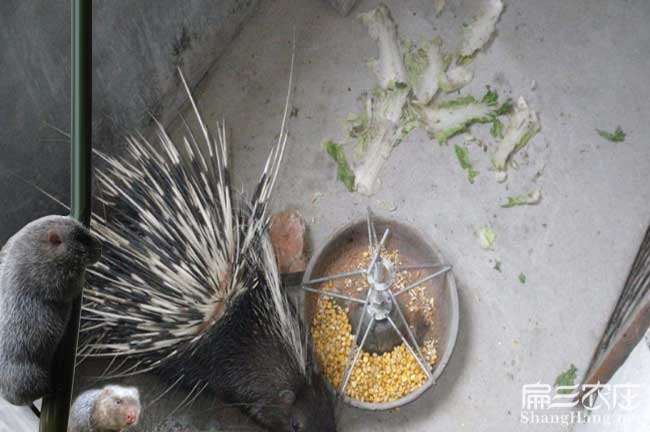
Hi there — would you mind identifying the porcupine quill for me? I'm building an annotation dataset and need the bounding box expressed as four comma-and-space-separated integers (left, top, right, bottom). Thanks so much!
79, 38, 337, 432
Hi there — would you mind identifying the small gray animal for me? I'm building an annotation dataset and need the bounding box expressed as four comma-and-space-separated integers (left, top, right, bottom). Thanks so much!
68, 385, 141, 432
0, 215, 101, 405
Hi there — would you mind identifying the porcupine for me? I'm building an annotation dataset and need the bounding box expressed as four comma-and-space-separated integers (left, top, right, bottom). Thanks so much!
79, 62, 337, 431
0, 215, 101, 405
68, 385, 141, 432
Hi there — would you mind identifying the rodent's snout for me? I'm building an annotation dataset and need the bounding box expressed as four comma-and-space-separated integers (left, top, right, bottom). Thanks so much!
74, 229, 102, 264
125, 409, 138, 425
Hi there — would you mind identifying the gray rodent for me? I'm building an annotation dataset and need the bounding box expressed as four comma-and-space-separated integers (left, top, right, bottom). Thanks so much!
68, 385, 141, 432
0, 215, 101, 405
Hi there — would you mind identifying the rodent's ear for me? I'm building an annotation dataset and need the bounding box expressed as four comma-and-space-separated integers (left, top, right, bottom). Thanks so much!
47, 230, 62, 245
278, 389, 295, 406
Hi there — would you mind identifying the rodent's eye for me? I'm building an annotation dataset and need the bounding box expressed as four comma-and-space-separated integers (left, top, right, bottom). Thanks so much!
47, 231, 62, 245
115, 399, 122, 405
290, 418, 301, 432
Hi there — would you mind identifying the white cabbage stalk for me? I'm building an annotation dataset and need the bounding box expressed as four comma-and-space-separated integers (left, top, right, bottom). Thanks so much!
354, 4, 409, 195
501, 189, 542, 207
407, 39, 474, 103
460, 0, 504, 57
420, 98, 493, 143
441, 63, 475, 92
354, 119, 402, 195
492, 96, 540, 171
359, 4, 407, 87
411, 40, 446, 105
347, 96, 374, 159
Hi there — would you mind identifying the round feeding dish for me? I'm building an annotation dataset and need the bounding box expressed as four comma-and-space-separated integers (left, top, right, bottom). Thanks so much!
303, 210, 459, 410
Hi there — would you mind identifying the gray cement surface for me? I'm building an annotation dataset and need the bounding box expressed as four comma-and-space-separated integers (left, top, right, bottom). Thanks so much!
0, 399, 38, 432
160, 0, 650, 430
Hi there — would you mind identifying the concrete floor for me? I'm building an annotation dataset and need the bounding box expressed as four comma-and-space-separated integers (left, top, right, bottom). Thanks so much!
5, 0, 648, 430
0, 400, 38, 432
164, 0, 650, 431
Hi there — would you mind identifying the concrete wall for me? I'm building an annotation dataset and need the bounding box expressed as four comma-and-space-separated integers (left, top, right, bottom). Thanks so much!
0, 0, 258, 244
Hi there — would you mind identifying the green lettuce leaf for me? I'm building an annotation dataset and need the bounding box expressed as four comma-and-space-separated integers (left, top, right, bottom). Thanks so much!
555, 364, 578, 394
596, 126, 625, 142
492, 97, 540, 171
478, 226, 496, 250
323, 140, 355, 191
454, 144, 478, 183
421, 89, 511, 144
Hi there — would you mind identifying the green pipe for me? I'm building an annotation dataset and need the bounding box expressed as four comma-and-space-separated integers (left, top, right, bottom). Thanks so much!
39, 0, 92, 430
